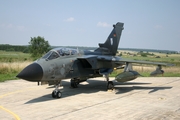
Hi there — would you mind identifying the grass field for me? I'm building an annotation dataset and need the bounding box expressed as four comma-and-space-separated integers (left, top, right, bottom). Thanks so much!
110, 50, 180, 77
0, 50, 33, 62
0, 61, 31, 82
110, 66, 180, 77
0, 50, 180, 82
0, 50, 32, 81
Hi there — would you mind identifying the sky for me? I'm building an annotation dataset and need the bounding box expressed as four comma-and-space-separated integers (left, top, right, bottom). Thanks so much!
0, 0, 180, 51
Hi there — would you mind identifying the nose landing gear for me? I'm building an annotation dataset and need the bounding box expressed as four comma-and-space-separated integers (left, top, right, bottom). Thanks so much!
52, 82, 62, 98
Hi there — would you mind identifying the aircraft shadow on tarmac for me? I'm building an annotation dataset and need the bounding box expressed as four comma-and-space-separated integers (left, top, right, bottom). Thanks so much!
25, 79, 172, 104
114, 86, 172, 94
114, 81, 172, 94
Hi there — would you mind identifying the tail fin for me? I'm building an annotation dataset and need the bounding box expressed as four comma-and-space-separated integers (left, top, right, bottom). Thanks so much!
95, 22, 124, 56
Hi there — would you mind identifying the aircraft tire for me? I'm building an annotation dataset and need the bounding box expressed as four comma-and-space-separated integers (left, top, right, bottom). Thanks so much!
52, 91, 56, 98
107, 81, 114, 90
71, 79, 78, 88
56, 91, 62, 98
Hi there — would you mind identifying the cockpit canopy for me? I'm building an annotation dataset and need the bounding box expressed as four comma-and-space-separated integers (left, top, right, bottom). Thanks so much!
42, 47, 78, 60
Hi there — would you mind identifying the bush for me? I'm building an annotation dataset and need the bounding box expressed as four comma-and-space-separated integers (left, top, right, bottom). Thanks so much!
141, 53, 147, 57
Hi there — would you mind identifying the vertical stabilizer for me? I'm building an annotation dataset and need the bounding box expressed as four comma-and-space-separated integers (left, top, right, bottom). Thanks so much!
95, 22, 124, 55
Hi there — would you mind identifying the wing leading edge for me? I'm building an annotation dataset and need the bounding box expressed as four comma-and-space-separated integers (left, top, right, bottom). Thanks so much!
119, 58, 174, 66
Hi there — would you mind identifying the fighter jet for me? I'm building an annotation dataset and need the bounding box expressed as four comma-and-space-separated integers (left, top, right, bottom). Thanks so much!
16, 22, 173, 98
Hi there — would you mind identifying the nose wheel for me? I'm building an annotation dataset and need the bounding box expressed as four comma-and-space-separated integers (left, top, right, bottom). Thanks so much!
52, 82, 62, 98
52, 90, 62, 98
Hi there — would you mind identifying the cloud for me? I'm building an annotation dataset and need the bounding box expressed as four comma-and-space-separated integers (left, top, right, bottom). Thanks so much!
7, 24, 13, 28
0, 23, 25, 31
154, 25, 163, 29
0, 23, 6, 28
64, 17, 75, 22
0, 23, 13, 29
17, 25, 25, 31
97, 22, 110, 27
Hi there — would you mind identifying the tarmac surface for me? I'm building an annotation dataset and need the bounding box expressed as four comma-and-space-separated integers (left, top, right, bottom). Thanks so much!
0, 77, 180, 120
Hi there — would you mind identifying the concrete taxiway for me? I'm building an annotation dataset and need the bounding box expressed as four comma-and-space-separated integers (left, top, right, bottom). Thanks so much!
0, 77, 180, 120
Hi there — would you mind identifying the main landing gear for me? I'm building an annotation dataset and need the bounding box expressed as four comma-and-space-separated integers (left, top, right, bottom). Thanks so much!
52, 82, 62, 98
105, 74, 114, 90
70, 79, 78, 88
70, 78, 87, 88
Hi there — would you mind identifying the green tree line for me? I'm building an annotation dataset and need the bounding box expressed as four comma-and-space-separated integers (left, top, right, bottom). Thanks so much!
0, 44, 29, 53
0, 36, 50, 57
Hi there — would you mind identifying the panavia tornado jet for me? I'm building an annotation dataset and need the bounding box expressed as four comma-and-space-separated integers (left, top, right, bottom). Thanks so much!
17, 22, 173, 98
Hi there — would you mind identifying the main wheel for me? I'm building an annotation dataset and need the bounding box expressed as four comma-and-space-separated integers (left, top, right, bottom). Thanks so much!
107, 81, 114, 90
52, 91, 57, 98
56, 91, 62, 98
71, 79, 78, 88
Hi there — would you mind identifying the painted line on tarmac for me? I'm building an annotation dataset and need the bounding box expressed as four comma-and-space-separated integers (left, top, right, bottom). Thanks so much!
0, 105, 20, 120
0, 86, 43, 120
0, 89, 25, 99
0, 86, 40, 99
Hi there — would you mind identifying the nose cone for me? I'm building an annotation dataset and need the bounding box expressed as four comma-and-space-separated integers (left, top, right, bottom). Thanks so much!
16, 63, 43, 82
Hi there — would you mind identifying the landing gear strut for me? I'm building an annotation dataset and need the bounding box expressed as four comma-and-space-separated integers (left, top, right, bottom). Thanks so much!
105, 74, 114, 90
52, 82, 62, 98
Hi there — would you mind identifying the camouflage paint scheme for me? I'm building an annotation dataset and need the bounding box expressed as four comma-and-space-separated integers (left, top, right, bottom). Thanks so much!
17, 22, 173, 98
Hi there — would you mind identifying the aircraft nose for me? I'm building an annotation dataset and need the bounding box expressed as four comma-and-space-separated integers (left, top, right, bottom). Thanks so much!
16, 63, 43, 82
